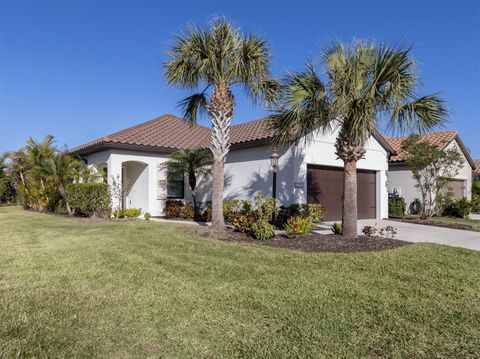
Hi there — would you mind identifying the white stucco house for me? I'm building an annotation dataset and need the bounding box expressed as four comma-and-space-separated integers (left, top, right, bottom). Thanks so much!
386, 131, 475, 213
69, 114, 397, 220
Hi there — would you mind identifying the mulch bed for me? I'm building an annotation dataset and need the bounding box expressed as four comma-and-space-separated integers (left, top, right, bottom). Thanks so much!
194, 227, 410, 253
389, 217, 473, 231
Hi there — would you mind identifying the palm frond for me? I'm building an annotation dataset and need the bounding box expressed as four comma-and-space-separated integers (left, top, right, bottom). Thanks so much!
388, 94, 448, 135
177, 93, 208, 123
269, 65, 331, 146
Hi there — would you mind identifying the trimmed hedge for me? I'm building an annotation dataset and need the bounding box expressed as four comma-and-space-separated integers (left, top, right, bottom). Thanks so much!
66, 183, 111, 218
388, 194, 406, 218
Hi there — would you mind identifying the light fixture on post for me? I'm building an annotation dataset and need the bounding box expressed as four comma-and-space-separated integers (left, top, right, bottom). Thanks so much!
270, 149, 279, 201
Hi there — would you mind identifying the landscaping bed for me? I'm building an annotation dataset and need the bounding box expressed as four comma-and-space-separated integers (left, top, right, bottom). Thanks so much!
195, 227, 410, 253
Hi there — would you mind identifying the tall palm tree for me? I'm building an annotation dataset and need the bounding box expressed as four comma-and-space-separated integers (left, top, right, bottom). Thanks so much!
164, 18, 278, 229
270, 42, 447, 237
161, 148, 213, 219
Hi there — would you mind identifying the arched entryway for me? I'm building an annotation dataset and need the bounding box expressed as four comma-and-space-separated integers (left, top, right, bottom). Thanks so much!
122, 161, 149, 212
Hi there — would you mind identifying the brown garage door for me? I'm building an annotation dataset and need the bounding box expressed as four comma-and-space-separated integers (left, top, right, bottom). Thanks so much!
307, 165, 376, 221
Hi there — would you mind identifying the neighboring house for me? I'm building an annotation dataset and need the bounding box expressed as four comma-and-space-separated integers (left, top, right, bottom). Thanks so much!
69, 114, 395, 220
474, 159, 480, 179
386, 131, 475, 212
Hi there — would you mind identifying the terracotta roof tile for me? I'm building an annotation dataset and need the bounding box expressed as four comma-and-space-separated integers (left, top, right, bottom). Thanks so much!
230, 117, 273, 144
386, 131, 458, 162
69, 114, 394, 156
69, 114, 212, 154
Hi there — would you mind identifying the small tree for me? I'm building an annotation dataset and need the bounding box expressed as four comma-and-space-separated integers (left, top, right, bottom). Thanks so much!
401, 135, 464, 218
161, 148, 213, 219
110, 174, 130, 213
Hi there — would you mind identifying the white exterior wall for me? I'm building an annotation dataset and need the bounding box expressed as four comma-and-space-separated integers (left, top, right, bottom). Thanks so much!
81, 128, 390, 219
292, 128, 389, 219
84, 149, 169, 216
222, 128, 389, 219
387, 138, 473, 213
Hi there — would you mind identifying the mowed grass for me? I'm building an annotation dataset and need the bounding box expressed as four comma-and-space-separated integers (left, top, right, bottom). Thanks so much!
1, 207, 479, 358
429, 216, 480, 232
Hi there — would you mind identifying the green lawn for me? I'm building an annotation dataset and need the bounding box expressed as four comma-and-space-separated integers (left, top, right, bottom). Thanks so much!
429, 216, 480, 232
1, 207, 479, 358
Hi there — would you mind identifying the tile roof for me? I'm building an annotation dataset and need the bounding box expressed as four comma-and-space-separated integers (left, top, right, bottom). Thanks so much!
386, 131, 458, 162
69, 114, 394, 156
474, 159, 480, 175
229, 117, 273, 144
69, 114, 212, 155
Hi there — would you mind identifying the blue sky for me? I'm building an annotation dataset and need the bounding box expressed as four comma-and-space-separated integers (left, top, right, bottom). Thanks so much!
1, 0, 479, 157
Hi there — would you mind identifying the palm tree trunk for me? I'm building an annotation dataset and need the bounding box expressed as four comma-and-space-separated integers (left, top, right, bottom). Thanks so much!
19, 172, 28, 194
58, 183, 72, 215
342, 160, 358, 237
208, 83, 234, 229
188, 172, 199, 221
211, 158, 225, 227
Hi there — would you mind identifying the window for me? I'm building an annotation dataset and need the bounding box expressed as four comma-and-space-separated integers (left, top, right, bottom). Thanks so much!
167, 169, 184, 199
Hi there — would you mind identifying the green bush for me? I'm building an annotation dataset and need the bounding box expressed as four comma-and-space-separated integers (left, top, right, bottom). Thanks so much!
144, 212, 151, 220
330, 222, 343, 235
250, 219, 275, 240
223, 199, 244, 224
306, 204, 327, 224
284, 216, 313, 236
388, 194, 406, 218
112, 208, 141, 218
124, 208, 141, 217
252, 192, 276, 221
471, 194, 480, 213
66, 183, 111, 218
277, 203, 326, 227
443, 198, 471, 219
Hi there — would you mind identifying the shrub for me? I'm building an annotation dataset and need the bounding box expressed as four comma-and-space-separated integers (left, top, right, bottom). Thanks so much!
330, 222, 343, 235
471, 194, 480, 214
201, 204, 212, 222
306, 204, 327, 224
362, 224, 397, 238
144, 212, 151, 221
232, 214, 253, 233
378, 225, 397, 239
389, 194, 406, 218
250, 219, 275, 240
164, 200, 194, 219
182, 203, 195, 219
223, 199, 243, 223
252, 192, 276, 221
164, 200, 184, 218
362, 225, 377, 236
66, 183, 111, 217
276, 203, 326, 227
112, 208, 141, 218
443, 198, 471, 219
124, 208, 141, 217
284, 216, 313, 236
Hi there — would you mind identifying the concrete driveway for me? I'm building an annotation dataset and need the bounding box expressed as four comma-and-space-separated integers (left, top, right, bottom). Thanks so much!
358, 219, 480, 251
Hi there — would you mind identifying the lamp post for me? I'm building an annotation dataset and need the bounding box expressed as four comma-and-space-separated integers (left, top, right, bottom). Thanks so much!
270, 149, 279, 201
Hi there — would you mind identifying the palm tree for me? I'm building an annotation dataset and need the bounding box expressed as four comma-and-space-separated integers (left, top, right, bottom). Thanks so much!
35, 152, 80, 215
26, 135, 56, 205
161, 148, 213, 219
164, 18, 278, 229
270, 42, 448, 237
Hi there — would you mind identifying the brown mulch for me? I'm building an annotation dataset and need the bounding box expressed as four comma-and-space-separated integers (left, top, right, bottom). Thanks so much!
194, 227, 410, 253
389, 217, 473, 231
